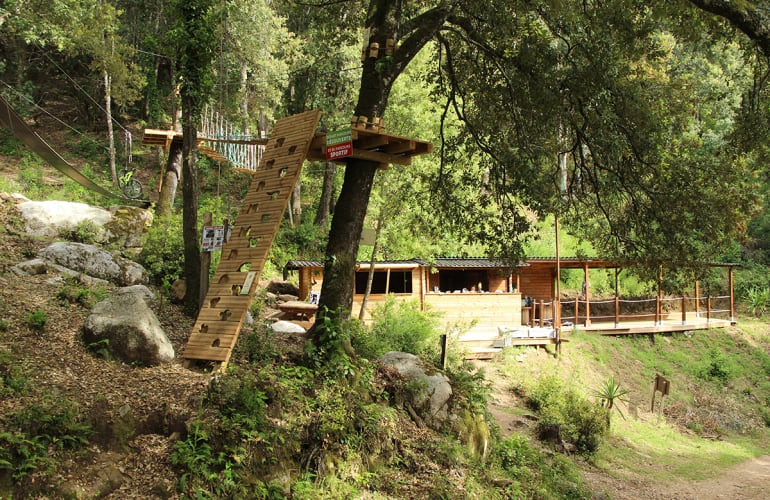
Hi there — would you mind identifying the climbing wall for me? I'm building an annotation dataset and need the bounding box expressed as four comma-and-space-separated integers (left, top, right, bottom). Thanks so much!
182, 110, 321, 369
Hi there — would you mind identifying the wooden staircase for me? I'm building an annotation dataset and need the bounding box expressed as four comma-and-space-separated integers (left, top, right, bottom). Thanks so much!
182, 110, 321, 370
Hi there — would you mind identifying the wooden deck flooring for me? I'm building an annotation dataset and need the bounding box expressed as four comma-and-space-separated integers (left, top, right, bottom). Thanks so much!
459, 316, 735, 359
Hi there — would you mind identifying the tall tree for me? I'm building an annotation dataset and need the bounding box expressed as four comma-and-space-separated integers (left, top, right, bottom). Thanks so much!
169, 0, 217, 314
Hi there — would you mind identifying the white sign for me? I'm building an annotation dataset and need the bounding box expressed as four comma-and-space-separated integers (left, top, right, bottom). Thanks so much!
202, 225, 225, 252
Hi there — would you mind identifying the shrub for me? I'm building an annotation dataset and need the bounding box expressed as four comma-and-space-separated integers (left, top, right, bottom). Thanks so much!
0, 349, 29, 396
743, 286, 770, 317
698, 348, 734, 385
25, 309, 48, 332
138, 215, 185, 286
56, 276, 108, 308
353, 296, 438, 359
59, 219, 101, 245
528, 375, 609, 455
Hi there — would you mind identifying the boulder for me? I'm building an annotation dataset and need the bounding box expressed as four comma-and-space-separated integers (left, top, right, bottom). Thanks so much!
378, 351, 453, 429
104, 206, 153, 248
11, 258, 49, 276
19, 200, 112, 240
170, 279, 186, 304
271, 320, 306, 334
38, 242, 147, 286
83, 293, 174, 366
116, 284, 156, 300
18, 200, 152, 248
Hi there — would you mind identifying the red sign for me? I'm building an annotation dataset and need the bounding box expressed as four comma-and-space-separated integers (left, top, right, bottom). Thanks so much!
326, 128, 353, 160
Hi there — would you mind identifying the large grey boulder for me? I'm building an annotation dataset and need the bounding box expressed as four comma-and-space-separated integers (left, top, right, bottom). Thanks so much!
17, 200, 152, 248
38, 242, 147, 286
378, 351, 453, 429
19, 200, 112, 239
83, 293, 174, 366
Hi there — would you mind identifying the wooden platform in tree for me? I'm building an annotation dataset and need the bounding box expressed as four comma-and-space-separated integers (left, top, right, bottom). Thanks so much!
181, 110, 321, 369
306, 120, 433, 167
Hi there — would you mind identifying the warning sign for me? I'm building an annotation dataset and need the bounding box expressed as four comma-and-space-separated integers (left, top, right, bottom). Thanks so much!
326, 128, 353, 160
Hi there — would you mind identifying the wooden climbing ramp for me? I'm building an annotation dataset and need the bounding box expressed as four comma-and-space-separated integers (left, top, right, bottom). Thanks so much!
182, 110, 321, 369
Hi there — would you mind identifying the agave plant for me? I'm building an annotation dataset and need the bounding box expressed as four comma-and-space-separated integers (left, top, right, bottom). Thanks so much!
594, 376, 630, 422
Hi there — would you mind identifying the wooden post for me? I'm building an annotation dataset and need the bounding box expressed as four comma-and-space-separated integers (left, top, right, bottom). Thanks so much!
729, 266, 735, 322
695, 280, 701, 318
583, 262, 591, 326
615, 295, 620, 328
199, 212, 212, 311
707, 296, 712, 324
539, 300, 545, 327
681, 296, 687, 325
656, 264, 663, 326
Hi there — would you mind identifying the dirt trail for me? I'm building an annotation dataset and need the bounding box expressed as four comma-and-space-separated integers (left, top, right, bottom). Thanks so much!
582, 455, 770, 499
481, 362, 770, 499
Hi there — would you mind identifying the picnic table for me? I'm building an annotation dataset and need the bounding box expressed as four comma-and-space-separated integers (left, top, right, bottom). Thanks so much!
277, 301, 318, 320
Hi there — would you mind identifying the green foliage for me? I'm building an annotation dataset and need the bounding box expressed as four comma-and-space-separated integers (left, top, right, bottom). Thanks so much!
86, 338, 112, 360
0, 349, 29, 396
528, 375, 609, 455
305, 308, 360, 376
743, 286, 770, 317
353, 297, 438, 359
138, 215, 185, 286
594, 376, 631, 422
56, 276, 108, 308
58, 219, 101, 244
698, 348, 734, 385
1, 397, 92, 482
25, 308, 48, 332
492, 434, 589, 498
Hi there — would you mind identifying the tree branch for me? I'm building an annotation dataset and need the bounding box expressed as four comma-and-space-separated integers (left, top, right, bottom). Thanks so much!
688, 0, 770, 56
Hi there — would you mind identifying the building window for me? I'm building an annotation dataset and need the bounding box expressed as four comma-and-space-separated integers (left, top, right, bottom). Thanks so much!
355, 270, 413, 294
438, 270, 488, 292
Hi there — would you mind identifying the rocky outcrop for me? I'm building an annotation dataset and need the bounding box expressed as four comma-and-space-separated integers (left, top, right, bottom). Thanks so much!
38, 242, 147, 286
378, 351, 453, 429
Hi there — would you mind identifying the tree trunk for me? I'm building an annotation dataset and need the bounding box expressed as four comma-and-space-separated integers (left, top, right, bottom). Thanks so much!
104, 70, 117, 186
181, 95, 201, 315
315, 160, 379, 326
314, 161, 337, 227
155, 140, 183, 217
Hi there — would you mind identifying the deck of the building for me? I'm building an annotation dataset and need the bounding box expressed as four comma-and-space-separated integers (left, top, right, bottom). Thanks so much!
459, 315, 735, 359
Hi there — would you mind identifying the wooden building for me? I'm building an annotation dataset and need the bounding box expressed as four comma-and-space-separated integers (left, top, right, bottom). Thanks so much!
283, 257, 737, 337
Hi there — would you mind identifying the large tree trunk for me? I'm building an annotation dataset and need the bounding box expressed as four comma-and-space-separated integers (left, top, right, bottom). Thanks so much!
156, 85, 183, 215
181, 95, 201, 315
314, 161, 337, 227
155, 140, 182, 217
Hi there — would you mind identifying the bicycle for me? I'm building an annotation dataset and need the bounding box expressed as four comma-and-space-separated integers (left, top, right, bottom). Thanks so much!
118, 166, 143, 199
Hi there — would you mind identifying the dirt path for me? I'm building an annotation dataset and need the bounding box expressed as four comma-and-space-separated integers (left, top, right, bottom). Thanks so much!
582, 455, 770, 499
481, 362, 770, 499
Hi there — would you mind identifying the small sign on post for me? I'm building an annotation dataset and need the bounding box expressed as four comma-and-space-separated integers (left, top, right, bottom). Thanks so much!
202, 225, 226, 252
325, 128, 353, 161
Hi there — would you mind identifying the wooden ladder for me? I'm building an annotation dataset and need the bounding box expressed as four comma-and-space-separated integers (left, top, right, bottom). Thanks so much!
182, 110, 321, 370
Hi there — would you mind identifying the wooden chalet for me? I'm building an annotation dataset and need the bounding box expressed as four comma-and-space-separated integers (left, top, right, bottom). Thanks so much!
283, 257, 737, 357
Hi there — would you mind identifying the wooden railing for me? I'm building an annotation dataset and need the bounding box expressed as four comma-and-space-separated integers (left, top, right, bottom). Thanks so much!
532, 294, 734, 329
